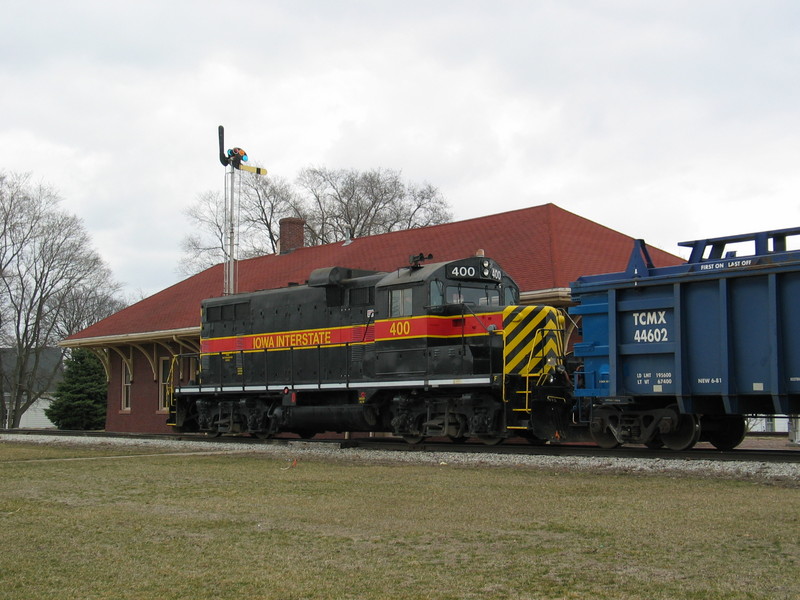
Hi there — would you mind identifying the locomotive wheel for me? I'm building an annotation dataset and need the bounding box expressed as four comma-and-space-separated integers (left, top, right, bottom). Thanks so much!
521, 433, 548, 446
402, 435, 425, 445
660, 407, 700, 451
706, 416, 747, 450
477, 435, 504, 446
447, 435, 468, 444
205, 431, 222, 438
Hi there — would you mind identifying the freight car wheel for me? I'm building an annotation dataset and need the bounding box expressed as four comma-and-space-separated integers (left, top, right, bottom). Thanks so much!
706, 416, 747, 450
591, 407, 621, 449
661, 407, 700, 451
644, 436, 664, 449
591, 428, 621, 449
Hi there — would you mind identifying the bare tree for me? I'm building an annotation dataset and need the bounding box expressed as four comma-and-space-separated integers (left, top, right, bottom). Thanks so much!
296, 167, 359, 245
53, 280, 127, 341
178, 166, 451, 275
178, 174, 298, 275
178, 190, 227, 275
295, 167, 451, 245
239, 174, 298, 255
0, 171, 124, 428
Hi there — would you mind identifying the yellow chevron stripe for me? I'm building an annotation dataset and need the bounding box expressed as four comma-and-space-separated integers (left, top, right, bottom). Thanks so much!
517, 337, 562, 375
504, 308, 548, 360
502, 306, 564, 376
503, 309, 548, 357
506, 331, 549, 373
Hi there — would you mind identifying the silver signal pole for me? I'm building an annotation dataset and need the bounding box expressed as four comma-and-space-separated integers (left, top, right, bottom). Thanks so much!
218, 125, 268, 296
223, 159, 237, 297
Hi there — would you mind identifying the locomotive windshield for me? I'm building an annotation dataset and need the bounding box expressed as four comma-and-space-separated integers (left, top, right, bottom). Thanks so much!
429, 279, 510, 307
446, 283, 500, 306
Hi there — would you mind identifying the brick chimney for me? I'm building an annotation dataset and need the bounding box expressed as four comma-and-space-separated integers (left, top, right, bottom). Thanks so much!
279, 217, 305, 253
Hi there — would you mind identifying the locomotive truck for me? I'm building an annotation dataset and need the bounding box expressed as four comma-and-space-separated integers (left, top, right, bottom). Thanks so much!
168, 227, 800, 450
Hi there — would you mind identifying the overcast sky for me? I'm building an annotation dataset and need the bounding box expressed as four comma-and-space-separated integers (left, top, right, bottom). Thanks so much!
2, 1, 799, 297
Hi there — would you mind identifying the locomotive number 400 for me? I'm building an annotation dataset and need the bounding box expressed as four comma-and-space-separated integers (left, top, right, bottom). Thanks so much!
389, 321, 412, 336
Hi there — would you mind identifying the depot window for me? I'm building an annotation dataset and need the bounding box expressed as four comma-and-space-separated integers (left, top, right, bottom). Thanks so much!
121, 357, 132, 412
158, 357, 171, 413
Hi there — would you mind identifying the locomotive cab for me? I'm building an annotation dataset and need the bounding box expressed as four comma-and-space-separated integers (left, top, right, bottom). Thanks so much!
372, 256, 516, 380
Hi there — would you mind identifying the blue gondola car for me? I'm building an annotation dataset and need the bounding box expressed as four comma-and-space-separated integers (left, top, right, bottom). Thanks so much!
571, 227, 800, 450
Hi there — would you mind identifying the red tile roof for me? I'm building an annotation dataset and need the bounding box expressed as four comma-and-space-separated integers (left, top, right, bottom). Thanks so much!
66, 203, 681, 341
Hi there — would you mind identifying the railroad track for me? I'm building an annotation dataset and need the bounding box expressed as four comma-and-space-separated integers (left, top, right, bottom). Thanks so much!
353, 438, 800, 464
3, 429, 798, 464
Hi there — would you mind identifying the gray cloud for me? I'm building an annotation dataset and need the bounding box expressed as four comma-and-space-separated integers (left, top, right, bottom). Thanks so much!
2, 1, 798, 295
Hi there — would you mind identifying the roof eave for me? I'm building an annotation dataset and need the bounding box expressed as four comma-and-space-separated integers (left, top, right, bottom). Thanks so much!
59, 326, 202, 348
520, 287, 573, 306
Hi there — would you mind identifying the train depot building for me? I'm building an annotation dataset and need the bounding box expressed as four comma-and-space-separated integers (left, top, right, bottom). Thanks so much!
62, 203, 681, 434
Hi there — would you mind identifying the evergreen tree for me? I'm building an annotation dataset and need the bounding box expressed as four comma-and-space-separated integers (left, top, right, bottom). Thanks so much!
45, 349, 107, 430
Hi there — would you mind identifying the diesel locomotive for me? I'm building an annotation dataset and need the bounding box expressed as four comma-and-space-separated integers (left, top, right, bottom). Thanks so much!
168, 253, 577, 446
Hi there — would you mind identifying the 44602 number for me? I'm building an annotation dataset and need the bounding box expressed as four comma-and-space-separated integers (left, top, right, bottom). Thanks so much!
633, 328, 668, 343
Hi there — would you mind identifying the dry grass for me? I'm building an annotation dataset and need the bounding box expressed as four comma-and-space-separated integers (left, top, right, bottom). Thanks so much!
0, 441, 184, 462
0, 441, 798, 600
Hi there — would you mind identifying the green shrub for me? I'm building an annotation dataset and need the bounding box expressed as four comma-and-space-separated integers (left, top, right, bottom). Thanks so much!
45, 349, 106, 429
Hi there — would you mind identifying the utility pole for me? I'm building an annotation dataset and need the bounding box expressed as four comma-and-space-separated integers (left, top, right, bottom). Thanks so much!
217, 125, 268, 296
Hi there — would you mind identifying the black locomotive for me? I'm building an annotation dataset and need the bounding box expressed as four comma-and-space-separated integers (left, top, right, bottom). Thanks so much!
168, 253, 577, 445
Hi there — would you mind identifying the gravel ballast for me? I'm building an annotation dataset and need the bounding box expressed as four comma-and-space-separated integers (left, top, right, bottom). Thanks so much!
3, 433, 799, 485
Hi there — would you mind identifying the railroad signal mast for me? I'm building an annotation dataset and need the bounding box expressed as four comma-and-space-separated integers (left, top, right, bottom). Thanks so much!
217, 125, 268, 296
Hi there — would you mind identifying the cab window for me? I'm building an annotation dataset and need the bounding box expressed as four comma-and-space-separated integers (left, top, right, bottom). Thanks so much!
502, 277, 519, 305
429, 280, 444, 306
390, 288, 413, 317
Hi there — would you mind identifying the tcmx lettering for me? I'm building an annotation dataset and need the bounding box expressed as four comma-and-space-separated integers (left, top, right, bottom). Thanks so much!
632, 311, 667, 326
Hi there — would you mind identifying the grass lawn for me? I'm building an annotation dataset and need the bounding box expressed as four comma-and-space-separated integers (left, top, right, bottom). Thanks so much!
0, 441, 798, 600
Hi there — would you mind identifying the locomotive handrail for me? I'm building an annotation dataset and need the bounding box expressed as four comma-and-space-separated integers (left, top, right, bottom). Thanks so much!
452, 302, 502, 381
514, 327, 568, 413
176, 341, 368, 393
454, 302, 500, 334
